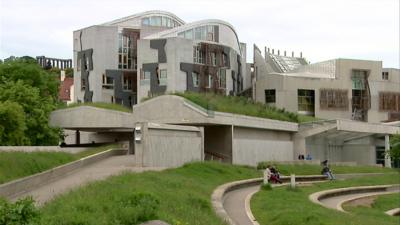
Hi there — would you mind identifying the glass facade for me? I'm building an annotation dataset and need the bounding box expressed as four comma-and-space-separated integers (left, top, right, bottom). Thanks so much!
141, 16, 181, 28
118, 34, 137, 70
298, 89, 315, 115
178, 25, 216, 42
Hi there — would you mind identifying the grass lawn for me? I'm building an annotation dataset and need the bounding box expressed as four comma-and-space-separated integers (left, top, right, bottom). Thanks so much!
39, 162, 261, 225
0, 144, 118, 184
251, 173, 400, 225
62, 102, 132, 113
173, 92, 318, 123
256, 162, 396, 175
344, 193, 400, 216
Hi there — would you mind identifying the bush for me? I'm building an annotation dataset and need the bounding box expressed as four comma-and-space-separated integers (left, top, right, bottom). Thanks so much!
0, 196, 40, 225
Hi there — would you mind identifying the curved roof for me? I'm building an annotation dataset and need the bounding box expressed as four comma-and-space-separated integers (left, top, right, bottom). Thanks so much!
102, 10, 185, 26
144, 19, 242, 55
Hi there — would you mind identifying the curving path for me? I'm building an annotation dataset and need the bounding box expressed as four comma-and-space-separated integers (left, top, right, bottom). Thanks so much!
219, 173, 392, 225
313, 185, 400, 212
12, 155, 165, 205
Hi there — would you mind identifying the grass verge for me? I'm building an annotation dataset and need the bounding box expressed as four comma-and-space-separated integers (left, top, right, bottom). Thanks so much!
256, 162, 396, 175
39, 162, 260, 225
251, 174, 400, 225
0, 144, 119, 184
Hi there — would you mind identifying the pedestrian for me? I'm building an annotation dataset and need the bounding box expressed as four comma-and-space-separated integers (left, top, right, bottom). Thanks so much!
321, 160, 335, 180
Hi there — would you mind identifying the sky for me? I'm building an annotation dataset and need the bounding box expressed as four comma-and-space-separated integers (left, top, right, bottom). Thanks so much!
0, 0, 399, 68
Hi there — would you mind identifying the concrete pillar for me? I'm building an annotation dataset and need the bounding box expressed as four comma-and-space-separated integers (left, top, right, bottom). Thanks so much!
75, 130, 80, 145
293, 134, 306, 160
385, 135, 392, 168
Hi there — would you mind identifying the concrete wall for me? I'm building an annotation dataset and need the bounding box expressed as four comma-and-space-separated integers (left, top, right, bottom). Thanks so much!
135, 122, 203, 167
73, 25, 118, 103
342, 136, 376, 165
232, 127, 294, 166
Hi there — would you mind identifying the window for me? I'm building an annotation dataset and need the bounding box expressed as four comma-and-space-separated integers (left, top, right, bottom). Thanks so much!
207, 75, 213, 88
193, 45, 205, 64
192, 72, 199, 87
222, 53, 227, 67
352, 70, 367, 90
219, 69, 226, 88
382, 72, 389, 80
320, 89, 348, 110
207, 25, 214, 41
298, 89, 315, 115
150, 16, 161, 26
265, 89, 276, 103
142, 18, 150, 26
81, 78, 86, 90
159, 69, 167, 86
379, 92, 400, 112
161, 17, 168, 27
211, 52, 216, 66
185, 29, 193, 39
102, 74, 114, 89
118, 33, 136, 70
123, 74, 132, 91
144, 71, 151, 80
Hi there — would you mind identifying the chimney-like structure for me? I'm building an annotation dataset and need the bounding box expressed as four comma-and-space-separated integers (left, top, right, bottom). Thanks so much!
277, 50, 280, 56
284, 50, 287, 56
292, 51, 294, 57
300, 52, 303, 58
272, 49, 274, 54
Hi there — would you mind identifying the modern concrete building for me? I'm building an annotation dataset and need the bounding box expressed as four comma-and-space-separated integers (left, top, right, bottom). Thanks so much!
252, 46, 400, 123
73, 10, 246, 107
50, 95, 400, 168
53, 11, 400, 169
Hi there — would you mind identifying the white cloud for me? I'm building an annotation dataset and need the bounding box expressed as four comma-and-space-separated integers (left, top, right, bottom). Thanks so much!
0, 0, 398, 67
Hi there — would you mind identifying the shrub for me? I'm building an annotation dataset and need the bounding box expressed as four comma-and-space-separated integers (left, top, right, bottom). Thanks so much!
261, 183, 272, 191
0, 196, 40, 225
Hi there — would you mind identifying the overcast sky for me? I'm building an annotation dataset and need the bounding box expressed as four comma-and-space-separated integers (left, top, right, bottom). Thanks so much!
0, 0, 399, 67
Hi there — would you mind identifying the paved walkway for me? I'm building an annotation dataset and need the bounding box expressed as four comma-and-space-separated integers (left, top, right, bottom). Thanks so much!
319, 185, 400, 211
223, 185, 260, 225
222, 173, 393, 225
13, 155, 165, 205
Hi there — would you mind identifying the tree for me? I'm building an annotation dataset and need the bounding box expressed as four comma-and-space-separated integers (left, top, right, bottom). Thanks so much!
390, 134, 400, 160
0, 101, 27, 145
0, 59, 61, 146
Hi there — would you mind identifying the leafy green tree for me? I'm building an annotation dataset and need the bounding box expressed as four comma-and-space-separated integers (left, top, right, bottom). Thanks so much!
390, 134, 400, 160
0, 60, 61, 146
0, 80, 60, 145
0, 60, 59, 101
0, 101, 27, 145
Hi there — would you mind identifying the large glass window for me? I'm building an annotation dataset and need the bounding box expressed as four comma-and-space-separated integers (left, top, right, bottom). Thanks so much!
118, 33, 136, 70
219, 69, 226, 88
123, 74, 132, 91
265, 89, 276, 103
298, 89, 315, 115
193, 45, 205, 64
159, 69, 167, 86
192, 72, 199, 87
102, 74, 114, 89
207, 74, 213, 88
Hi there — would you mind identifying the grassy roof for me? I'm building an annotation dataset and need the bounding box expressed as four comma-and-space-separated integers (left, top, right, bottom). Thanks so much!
174, 92, 318, 123
61, 102, 132, 113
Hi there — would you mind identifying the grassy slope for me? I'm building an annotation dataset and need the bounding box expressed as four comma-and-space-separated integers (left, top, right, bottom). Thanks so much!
251, 174, 400, 225
174, 92, 318, 123
256, 162, 396, 175
0, 145, 118, 184
62, 102, 132, 113
40, 162, 261, 225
